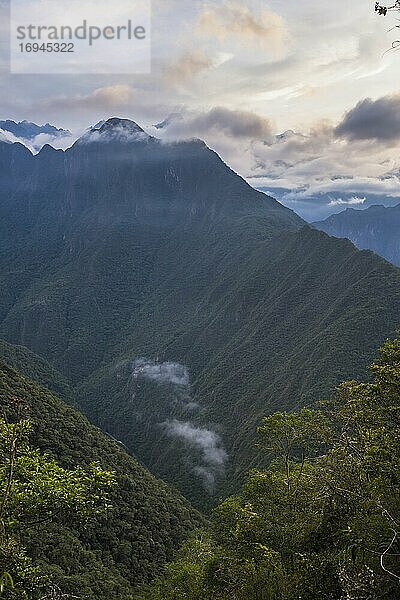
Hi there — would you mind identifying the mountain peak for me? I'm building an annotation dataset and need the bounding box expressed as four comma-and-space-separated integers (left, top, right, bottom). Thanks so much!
101, 117, 146, 132
79, 117, 153, 145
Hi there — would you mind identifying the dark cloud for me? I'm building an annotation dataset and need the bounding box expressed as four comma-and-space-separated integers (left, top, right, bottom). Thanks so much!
188, 107, 273, 139
335, 94, 400, 142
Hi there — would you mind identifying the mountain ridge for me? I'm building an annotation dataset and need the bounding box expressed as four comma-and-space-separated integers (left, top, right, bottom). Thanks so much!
314, 202, 400, 267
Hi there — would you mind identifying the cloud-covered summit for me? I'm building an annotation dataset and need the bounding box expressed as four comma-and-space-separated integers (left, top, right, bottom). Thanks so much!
78, 117, 152, 145
3, 88, 400, 222
149, 94, 400, 221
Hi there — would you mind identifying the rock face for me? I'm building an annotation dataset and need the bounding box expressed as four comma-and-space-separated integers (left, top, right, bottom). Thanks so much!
1, 118, 400, 505
314, 204, 400, 267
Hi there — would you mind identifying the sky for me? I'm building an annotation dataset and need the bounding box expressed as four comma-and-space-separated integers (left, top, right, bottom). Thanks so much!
0, 0, 400, 220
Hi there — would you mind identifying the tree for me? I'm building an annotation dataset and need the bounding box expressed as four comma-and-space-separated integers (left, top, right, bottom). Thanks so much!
141, 338, 400, 599
374, 1, 400, 51
0, 405, 115, 599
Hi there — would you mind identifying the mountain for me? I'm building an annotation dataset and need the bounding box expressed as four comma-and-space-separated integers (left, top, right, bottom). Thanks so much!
0, 338, 74, 403
314, 203, 400, 267
0, 119, 70, 140
0, 117, 399, 505
0, 351, 202, 599
0, 117, 302, 383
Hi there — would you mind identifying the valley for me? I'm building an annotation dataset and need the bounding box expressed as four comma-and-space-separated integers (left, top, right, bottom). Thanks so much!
1, 119, 399, 506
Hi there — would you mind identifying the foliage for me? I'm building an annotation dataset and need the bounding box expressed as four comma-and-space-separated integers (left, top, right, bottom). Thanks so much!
374, 1, 400, 52
0, 573, 13, 594
0, 360, 203, 599
0, 404, 115, 599
141, 339, 400, 599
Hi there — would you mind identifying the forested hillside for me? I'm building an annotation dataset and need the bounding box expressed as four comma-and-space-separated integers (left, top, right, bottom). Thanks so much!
141, 338, 400, 600
0, 358, 202, 599
0, 339, 73, 403
78, 225, 400, 503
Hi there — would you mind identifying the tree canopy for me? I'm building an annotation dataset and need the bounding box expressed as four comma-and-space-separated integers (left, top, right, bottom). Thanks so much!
0, 399, 115, 599
141, 338, 400, 599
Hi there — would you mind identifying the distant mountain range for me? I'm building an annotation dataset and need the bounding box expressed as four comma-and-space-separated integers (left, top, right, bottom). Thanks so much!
314, 203, 400, 267
0, 119, 70, 140
1, 117, 399, 508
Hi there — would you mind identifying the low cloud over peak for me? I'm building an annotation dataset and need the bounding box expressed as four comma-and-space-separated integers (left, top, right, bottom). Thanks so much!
158, 106, 273, 141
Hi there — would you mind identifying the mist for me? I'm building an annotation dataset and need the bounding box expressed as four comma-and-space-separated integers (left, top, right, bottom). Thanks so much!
163, 419, 228, 492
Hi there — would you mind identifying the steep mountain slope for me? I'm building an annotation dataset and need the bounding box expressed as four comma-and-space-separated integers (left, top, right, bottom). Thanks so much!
78, 226, 400, 501
0, 357, 202, 599
1, 118, 400, 505
314, 203, 400, 266
0, 338, 74, 403
0, 118, 302, 382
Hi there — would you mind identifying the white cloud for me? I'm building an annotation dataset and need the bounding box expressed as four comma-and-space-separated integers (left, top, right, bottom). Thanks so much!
164, 420, 227, 467
133, 359, 190, 387
327, 197, 366, 207
0, 129, 18, 144
163, 419, 228, 492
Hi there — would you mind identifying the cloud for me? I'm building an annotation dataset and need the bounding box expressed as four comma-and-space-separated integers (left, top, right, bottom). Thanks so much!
13, 131, 73, 153
164, 420, 227, 467
78, 120, 150, 145
159, 106, 273, 141
197, 0, 289, 55
0, 129, 18, 144
43, 85, 136, 114
327, 196, 366, 207
133, 359, 190, 386
190, 107, 273, 139
163, 419, 227, 492
166, 50, 213, 83
0, 127, 70, 153
335, 94, 400, 142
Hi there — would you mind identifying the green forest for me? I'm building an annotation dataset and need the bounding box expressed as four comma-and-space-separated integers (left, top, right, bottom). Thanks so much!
0, 359, 202, 599
1, 338, 399, 598
140, 338, 400, 599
